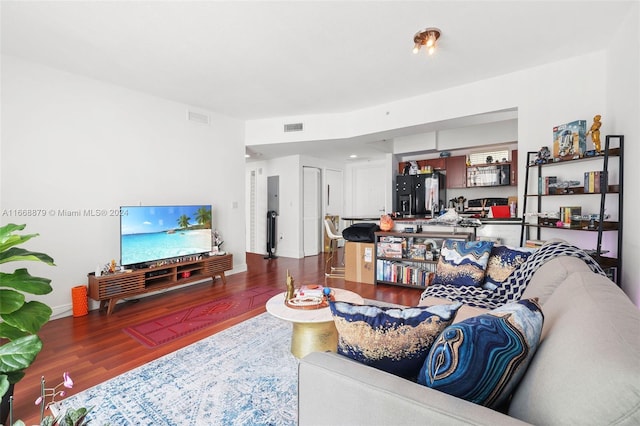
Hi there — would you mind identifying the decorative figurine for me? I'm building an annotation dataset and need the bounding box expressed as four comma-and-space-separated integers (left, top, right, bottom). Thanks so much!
586, 114, 602, 152
213, 229, 224, 250
108, 259, 117, 274
285, 270, 295, 301
323, 286, 331, 302
535, 146, 551, 164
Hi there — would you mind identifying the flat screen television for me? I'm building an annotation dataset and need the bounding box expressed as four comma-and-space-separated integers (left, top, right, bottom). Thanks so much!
120, 205, 212, 267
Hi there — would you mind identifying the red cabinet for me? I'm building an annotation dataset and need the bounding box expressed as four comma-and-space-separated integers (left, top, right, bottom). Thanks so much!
445, 156, 467, 188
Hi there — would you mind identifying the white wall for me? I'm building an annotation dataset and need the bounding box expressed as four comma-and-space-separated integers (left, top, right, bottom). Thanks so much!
605, 3, 639, 305
1, 55, 248, 318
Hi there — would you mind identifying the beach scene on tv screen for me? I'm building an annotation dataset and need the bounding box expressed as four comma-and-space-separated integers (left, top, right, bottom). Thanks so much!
121, 205, 212, 265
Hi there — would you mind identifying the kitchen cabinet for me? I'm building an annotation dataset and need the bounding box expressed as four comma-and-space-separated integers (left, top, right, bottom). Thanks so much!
398, 158, 446, 174
445, 155, 467, 188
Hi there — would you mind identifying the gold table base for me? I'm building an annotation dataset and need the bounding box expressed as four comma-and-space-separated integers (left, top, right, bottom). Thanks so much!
291, 321, 338, 358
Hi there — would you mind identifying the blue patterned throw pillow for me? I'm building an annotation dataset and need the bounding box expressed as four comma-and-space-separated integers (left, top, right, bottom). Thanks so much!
418, 299, 544, 409
329, 300, 462, 379
482, 245, 536, 290
432, 240, 494, 287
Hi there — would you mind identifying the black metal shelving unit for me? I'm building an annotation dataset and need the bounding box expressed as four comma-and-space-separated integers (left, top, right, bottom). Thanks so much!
520, 135, 624, 285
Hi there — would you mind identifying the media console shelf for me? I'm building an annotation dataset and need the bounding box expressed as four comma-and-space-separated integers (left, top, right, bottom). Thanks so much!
88, 254, 233, 315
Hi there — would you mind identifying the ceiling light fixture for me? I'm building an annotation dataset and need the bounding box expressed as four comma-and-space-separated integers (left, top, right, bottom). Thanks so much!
412, 27, 441, 55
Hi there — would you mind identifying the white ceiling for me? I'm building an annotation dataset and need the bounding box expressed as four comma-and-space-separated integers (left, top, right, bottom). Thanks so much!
1, 1, 635, 162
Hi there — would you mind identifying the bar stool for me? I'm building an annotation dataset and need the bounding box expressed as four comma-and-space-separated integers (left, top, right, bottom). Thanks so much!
324, 218, 345, 278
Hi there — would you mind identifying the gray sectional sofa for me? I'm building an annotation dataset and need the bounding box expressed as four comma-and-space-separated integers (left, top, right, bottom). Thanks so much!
298, 256, 640, 425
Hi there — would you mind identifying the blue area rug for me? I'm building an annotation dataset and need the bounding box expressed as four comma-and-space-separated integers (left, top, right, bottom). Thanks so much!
57, 313, 297, 425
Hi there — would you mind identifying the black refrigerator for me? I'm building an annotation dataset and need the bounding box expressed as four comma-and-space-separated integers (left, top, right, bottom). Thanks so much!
395, 172, 445, 216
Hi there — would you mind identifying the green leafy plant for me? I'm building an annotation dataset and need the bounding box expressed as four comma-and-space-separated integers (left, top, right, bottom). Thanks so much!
0, 223, 55, 402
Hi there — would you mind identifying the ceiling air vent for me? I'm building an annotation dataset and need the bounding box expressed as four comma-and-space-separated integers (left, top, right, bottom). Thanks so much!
187, 110, 210, 125
284, 122, 304, 132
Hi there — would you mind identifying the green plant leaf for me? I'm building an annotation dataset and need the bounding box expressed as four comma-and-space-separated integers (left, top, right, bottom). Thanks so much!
63, 406, 92, 426
0, 223, 27, 244
1, 301, 52, 334
0, 223, 53, 393
0, 269, 53, 295
0, 247, 55, 266
0, 374, 8, 398
0, 321, 29, 340
0, 289, 25, 314
3, 370, 25, 384
0, 335, 42, 374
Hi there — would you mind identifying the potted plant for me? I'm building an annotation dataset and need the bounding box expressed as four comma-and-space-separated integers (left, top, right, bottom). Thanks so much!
0, 223, 55, 424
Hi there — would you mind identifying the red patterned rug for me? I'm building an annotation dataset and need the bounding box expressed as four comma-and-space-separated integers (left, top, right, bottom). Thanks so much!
123, 286, 282, 347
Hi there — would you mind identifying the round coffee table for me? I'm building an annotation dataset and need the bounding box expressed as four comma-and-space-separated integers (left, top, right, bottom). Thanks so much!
266, 288, 363, 358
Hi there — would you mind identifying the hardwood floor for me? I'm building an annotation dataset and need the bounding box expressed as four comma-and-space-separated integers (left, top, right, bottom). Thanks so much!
12, 251, 422, 424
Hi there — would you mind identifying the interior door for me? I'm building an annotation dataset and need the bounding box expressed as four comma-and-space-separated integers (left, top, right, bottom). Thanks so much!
303, 167, 322, 256
353, 164, 386, 216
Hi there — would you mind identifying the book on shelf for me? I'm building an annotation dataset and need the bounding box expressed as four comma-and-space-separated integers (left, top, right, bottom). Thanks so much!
377, 242, 403, 258
538, 176, 557, 195
525, 239, 545, 248
583, 171, 607, 193
560, 206, 582, 228
376, 259, 435, 287
408, 244, 427, 260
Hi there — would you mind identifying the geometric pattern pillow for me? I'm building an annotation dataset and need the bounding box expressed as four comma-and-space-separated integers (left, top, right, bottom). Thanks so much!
482, 245, 536, 290
417, 298, 544, 409
329, 300, 462, 380
431, 240, 494, 287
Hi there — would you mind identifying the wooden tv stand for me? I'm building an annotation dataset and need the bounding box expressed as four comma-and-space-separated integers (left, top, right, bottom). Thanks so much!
88, 254, 232, 315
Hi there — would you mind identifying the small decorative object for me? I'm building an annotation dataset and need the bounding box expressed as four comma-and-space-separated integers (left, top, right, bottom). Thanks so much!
439, 151, 451, 158
585, 114, 602, 152
213, 229, 224, 250
535, 146, 551, 164
409, 161, 419, 175
486, 155, 493, 164
108, 259, 117, 274
285, 284, 332, 309
556, 220, 564, 228
553, 120, 587, 158
285, 270, 295, 301
323, 286, 331, 301
380, 214, 394, 231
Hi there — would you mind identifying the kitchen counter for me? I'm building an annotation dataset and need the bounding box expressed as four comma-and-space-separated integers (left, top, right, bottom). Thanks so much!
390, 215, 521, 223
389, 216, 523, 246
